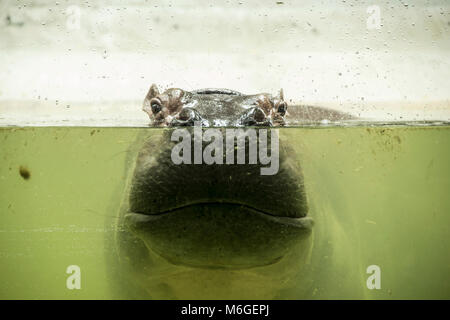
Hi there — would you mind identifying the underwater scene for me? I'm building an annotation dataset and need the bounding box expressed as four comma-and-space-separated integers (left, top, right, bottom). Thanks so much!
0, 124, 448, 299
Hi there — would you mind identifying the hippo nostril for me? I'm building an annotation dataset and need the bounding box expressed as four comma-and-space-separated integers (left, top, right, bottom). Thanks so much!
240, 107, 271, 126
178, 108, 194, 121
253, 108, 266, 122
170, 107, 209, 127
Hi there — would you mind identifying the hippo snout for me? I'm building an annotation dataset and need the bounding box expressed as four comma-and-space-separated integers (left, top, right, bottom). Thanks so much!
122, 128, 312, 268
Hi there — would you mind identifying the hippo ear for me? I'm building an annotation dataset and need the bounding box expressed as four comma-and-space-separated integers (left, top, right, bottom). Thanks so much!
278, 88, 284, 101
143, 84, 161, 117
146, 84, 160, 100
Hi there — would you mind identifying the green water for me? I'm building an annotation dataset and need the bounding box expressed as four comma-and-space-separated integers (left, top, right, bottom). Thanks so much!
0, 125, 449, 299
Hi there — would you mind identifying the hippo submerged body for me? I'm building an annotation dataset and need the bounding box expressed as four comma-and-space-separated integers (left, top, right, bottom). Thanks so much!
108, 85, 363, 299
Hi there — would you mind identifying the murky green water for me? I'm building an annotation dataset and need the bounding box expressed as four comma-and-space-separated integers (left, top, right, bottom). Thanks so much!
0, 125, 449, 299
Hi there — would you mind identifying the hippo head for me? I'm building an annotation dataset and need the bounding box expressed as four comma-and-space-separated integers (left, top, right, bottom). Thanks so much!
111, 85, 315, 299
142, 84, 288, 127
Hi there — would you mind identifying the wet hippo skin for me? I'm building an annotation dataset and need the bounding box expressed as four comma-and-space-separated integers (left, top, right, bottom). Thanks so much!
109, 85, 354, 299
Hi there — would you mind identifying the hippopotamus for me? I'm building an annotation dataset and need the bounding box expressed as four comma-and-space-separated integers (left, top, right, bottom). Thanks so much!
107, 85, 363, 299
140, 84, 288, 127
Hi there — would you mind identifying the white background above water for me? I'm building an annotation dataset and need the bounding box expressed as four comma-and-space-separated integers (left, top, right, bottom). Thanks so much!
0, 0, 449, 125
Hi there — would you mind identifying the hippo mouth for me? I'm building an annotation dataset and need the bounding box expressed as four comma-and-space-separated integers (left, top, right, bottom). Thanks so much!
128, 200, 311, 220
125, 202, 312, 269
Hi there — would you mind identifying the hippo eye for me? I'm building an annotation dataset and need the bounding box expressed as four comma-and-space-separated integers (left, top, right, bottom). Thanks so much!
277, 102, 287, 115
151, 101, 162, 114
